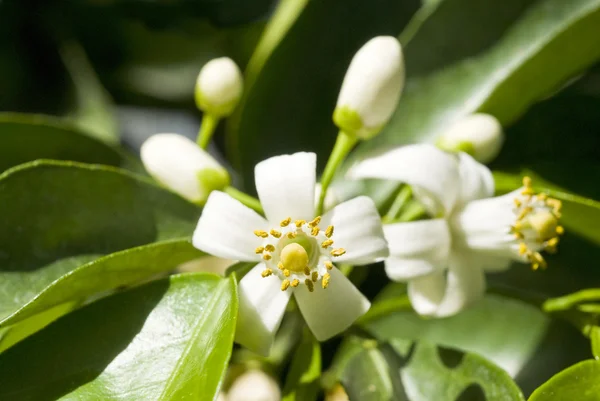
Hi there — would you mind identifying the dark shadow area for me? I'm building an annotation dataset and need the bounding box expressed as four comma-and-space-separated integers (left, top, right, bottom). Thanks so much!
437, 345, 466, 369
456, 383, 486, 401
0, 278, 169, 401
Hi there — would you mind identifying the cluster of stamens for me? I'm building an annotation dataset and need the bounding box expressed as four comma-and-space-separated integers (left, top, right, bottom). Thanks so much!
253, 216, 345, 292
511, 177, 564, 270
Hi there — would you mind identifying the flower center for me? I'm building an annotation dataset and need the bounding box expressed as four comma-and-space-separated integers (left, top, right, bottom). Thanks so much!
253, 216, 345, 292
511, 177, 564, 270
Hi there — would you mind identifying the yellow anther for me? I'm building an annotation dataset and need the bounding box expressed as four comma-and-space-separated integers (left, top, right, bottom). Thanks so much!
513, 221, 523, 231
537, 193, 548, 201
270, 229, 282, 238
324, 261, 333, 270
304, 266, 311, 276
254, 230, 268, 238
545, 237, 560, 252
255, 246, 264, 254
277, 262, 284, 270
321, 239, 334, 248
523, 176, 532, 187
311, 271, 319, 282
286, 232, 297, 239
281, 279, 291, 291
311, 227, 320, 236
263, 253, 272, 261
309, 216, 321, 227
322, 273, 331, 289
556, 225, 565, 235
518, 243, 528, 255
331, 248, 346, 257
265, 244, 276, 252
514, 231, 524, 240
305, 279, 314, 292
261, 268, 273, 278
325, 226, 334, 238
295, 220, 306, 228
283, 269, 291, 277
513, 198, 522, 208
531, 252, 547, 270
280, 217, 291, 227
291, 279, 300, 287
521, 187, 534, 196
516, 206, 532, 221
280, 243, 309, 273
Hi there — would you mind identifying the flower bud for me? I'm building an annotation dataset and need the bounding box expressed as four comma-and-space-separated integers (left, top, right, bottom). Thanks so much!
436, 113, 504, 163
334, 36, 405, 140
141, 133, 230, 204
227, 370, 280, 401
195, 57, 243, 117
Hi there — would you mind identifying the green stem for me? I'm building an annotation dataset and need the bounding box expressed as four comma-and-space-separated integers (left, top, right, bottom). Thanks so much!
382, 185, 412, 223
224, 186, 264, 214
196, 114, 220, 149
317, 131, 358, 215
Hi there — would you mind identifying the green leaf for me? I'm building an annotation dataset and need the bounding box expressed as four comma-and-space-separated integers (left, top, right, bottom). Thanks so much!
360, 291, 549, 378
528, 360, 600, 401
0, 273, 238, 401
281, 330, 321, 401
355, 0, 600, 159
0, 239, 203, 329
0, 113, 137, 172
226, 0, 420, 188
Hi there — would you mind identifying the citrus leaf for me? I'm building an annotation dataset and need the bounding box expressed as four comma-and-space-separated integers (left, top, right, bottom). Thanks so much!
282, 330, 321, 401
528, 360, 600, 401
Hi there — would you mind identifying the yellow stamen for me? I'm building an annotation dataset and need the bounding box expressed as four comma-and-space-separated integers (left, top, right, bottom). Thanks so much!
277, 262, 284, 270
283, 269, 291, 277
523, 176, 532, 187
514, 198, 522, 208
331, 248, 346, 257
291, 279, 300, 287
305, 279, 314, 292
309, 216, 321, 227
255, 246, 264, 254
324, 261, 333, 270
270, 229, 282, 238
265, 244, 275, 252
287, 232, 297, 239
303, 266, 310, 276
311, 227, 320, 236
262, 253, 272, 261
281, 279, 291, 291
254, 230, 268, 238
279, 243, 309, 273
261, 268, 273, 278
322, 273, 331, 289
280, 217, 291, 227
518, 243, 528, 255
325, 226, 334, 238
545, 237, 560, 253
311, 271, 318, 282
321, 239, 334, 248
295, 220, 306, 228
556, 226, 564, 235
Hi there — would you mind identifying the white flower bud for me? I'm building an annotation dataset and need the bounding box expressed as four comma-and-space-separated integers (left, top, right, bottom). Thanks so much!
334, 36, 405, 140
141, 133, 230, 204
227, 370, 280, 401
176, 256, 234, 275
436, 113, 504, 163
195, 57, 243, 117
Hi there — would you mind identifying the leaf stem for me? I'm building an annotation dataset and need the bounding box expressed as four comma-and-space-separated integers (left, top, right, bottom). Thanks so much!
382, 185, 411, 223
224, 186, 264, 214
317, 131, 357, 215
196, 114, 220, 149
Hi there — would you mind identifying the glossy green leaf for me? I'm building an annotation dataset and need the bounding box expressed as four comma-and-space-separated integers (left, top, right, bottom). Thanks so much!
226, 0, 420, 188
0, 113, 136, 172
528, 360, 600, 401
355, 0, 600, 159
0, 239, 203, 329
282, 330, 321, 401
0, 273, 238, 401
360, 291, 549, 377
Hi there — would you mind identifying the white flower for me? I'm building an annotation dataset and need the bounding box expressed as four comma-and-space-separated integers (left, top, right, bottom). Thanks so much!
436, 113, 504, 163
227, 370, 280, 401
334, 36, 405, 139
348, 144, 563, 317
141, 133, 229, 204
193, 152, 388, 355
195, 57, 243, 117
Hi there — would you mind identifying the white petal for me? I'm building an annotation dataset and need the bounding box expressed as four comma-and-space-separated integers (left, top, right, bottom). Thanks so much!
347, 144, 460, 215
255, 152, 316, 223
408, 253, 486, 318
383, 219, 451, 280
456, 152, 494, 207
295, 267, 370, 341
321, 196, 388, 265
193, 191, 268, 261
235, 263, 292, 355
196, 57, 243, 109
140, 133, 229, 203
